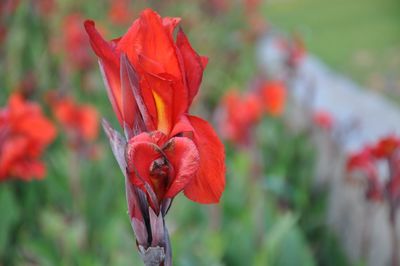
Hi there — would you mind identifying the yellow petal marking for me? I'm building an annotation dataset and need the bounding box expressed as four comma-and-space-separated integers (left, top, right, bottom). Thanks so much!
152, 90, 169, 134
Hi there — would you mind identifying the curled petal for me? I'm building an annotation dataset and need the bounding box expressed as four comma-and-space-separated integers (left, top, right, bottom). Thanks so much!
126, 134, 162, 211
163, 137, 200, 198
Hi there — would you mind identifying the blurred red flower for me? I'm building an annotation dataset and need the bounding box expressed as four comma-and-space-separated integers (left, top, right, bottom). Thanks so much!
313, 110, 333, 131
63, 13, 93, 71
208, 0, 230, 13
371, 135, 400, 159
85, 9, 225, 259
0, 0, 20, 15
47, 93, 99, 145
346, 148, 383, 202
33, 0, 55, 17
0, 0, 20, 46
244, 0, 261, 12
0, 26, 5, 45
220, 90, 262, 145
386, 149, 400, 204
347, 136, 400, 203
108, 0, 133, 26
260, 81, 286, 116
0, 93, 56, 181
288, 33, 306, 68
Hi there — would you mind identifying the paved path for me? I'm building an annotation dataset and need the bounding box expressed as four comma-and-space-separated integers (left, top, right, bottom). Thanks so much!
257, 34, 400, 266
258, 34, 400, 152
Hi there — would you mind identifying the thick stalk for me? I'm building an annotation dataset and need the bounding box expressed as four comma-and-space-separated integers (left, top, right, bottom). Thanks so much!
138, 219, 172, 266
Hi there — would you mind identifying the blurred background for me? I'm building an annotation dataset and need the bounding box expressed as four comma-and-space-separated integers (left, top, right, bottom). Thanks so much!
1, 0, 400, 265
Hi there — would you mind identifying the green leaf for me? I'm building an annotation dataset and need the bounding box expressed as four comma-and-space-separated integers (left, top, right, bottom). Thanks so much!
0, 185, 20, 256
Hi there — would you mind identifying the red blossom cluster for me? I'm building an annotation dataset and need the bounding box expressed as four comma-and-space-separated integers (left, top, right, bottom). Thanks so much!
220, 80, 287, 145
0, 93, 56, 181
275, 33, 307, 70
313, 110, 334, 131
220, 90, 262, 145
108, 0, 134, 26
346, 135, 400, 203
47, 93, 99, 148
62, 13, 94, 71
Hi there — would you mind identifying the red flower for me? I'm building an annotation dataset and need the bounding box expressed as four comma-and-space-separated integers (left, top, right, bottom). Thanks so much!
0, 93, 56, 181
288, 32, 306, 68
207, 0, 230, 13
85, 9, 225, 204
313, 110, 334, 131
0, 0, 20, 15
33, 0, 55, 17
346, 148, 383, 202
85, 9, 225, 261
260, 81, 286, 117
108, 0, 133, 26
371, 135, 400, 159
47, 93, 99, 144
63, 13, 93, 71
220, 90, 262, 145
244, 0, 261, 12
386, 149, 400, 203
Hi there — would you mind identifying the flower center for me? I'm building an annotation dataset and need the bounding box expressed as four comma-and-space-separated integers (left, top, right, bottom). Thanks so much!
149, 156, 170, 201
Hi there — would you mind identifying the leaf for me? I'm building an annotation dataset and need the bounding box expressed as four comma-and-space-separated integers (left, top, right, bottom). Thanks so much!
0, 185, 20, 256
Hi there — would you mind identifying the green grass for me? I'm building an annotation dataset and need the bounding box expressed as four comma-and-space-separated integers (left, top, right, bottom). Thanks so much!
263, 0, 400, 92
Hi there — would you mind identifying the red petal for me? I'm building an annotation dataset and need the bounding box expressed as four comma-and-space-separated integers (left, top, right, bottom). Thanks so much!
170, 115, 194, 137
200, 56, 209, 68
126, 133, 162, 209
142, 72, 174, 134
163, 137, 200, 198
11, 160, 46, 180
176, 28, 206, 107
84, 20, 123, 126
120, 53, 155, 135
118, 9, 181, 79
0, 137, 28, 179
183, 115, 225, 203
162, 17, 181, 35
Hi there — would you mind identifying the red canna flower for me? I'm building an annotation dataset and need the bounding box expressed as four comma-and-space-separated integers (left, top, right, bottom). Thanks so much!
347, 136, 400, 264
207, 0, 230, 13
288, 32, 306, 69
63, 13, 93, 71
386, 149, 400, 204
371, 135, 400, 159
33, 0, 55, 17
108, 0, 133, 26
0, 0, 20, 15
85, 9, 225, 264
220, 90, 262, 145
0, 93, 56, 181
260, 81, 286, 117
244, 0, 261, 12
346, 148, 383, 202
47, 93, 99, 146
313, 110, 334, 131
